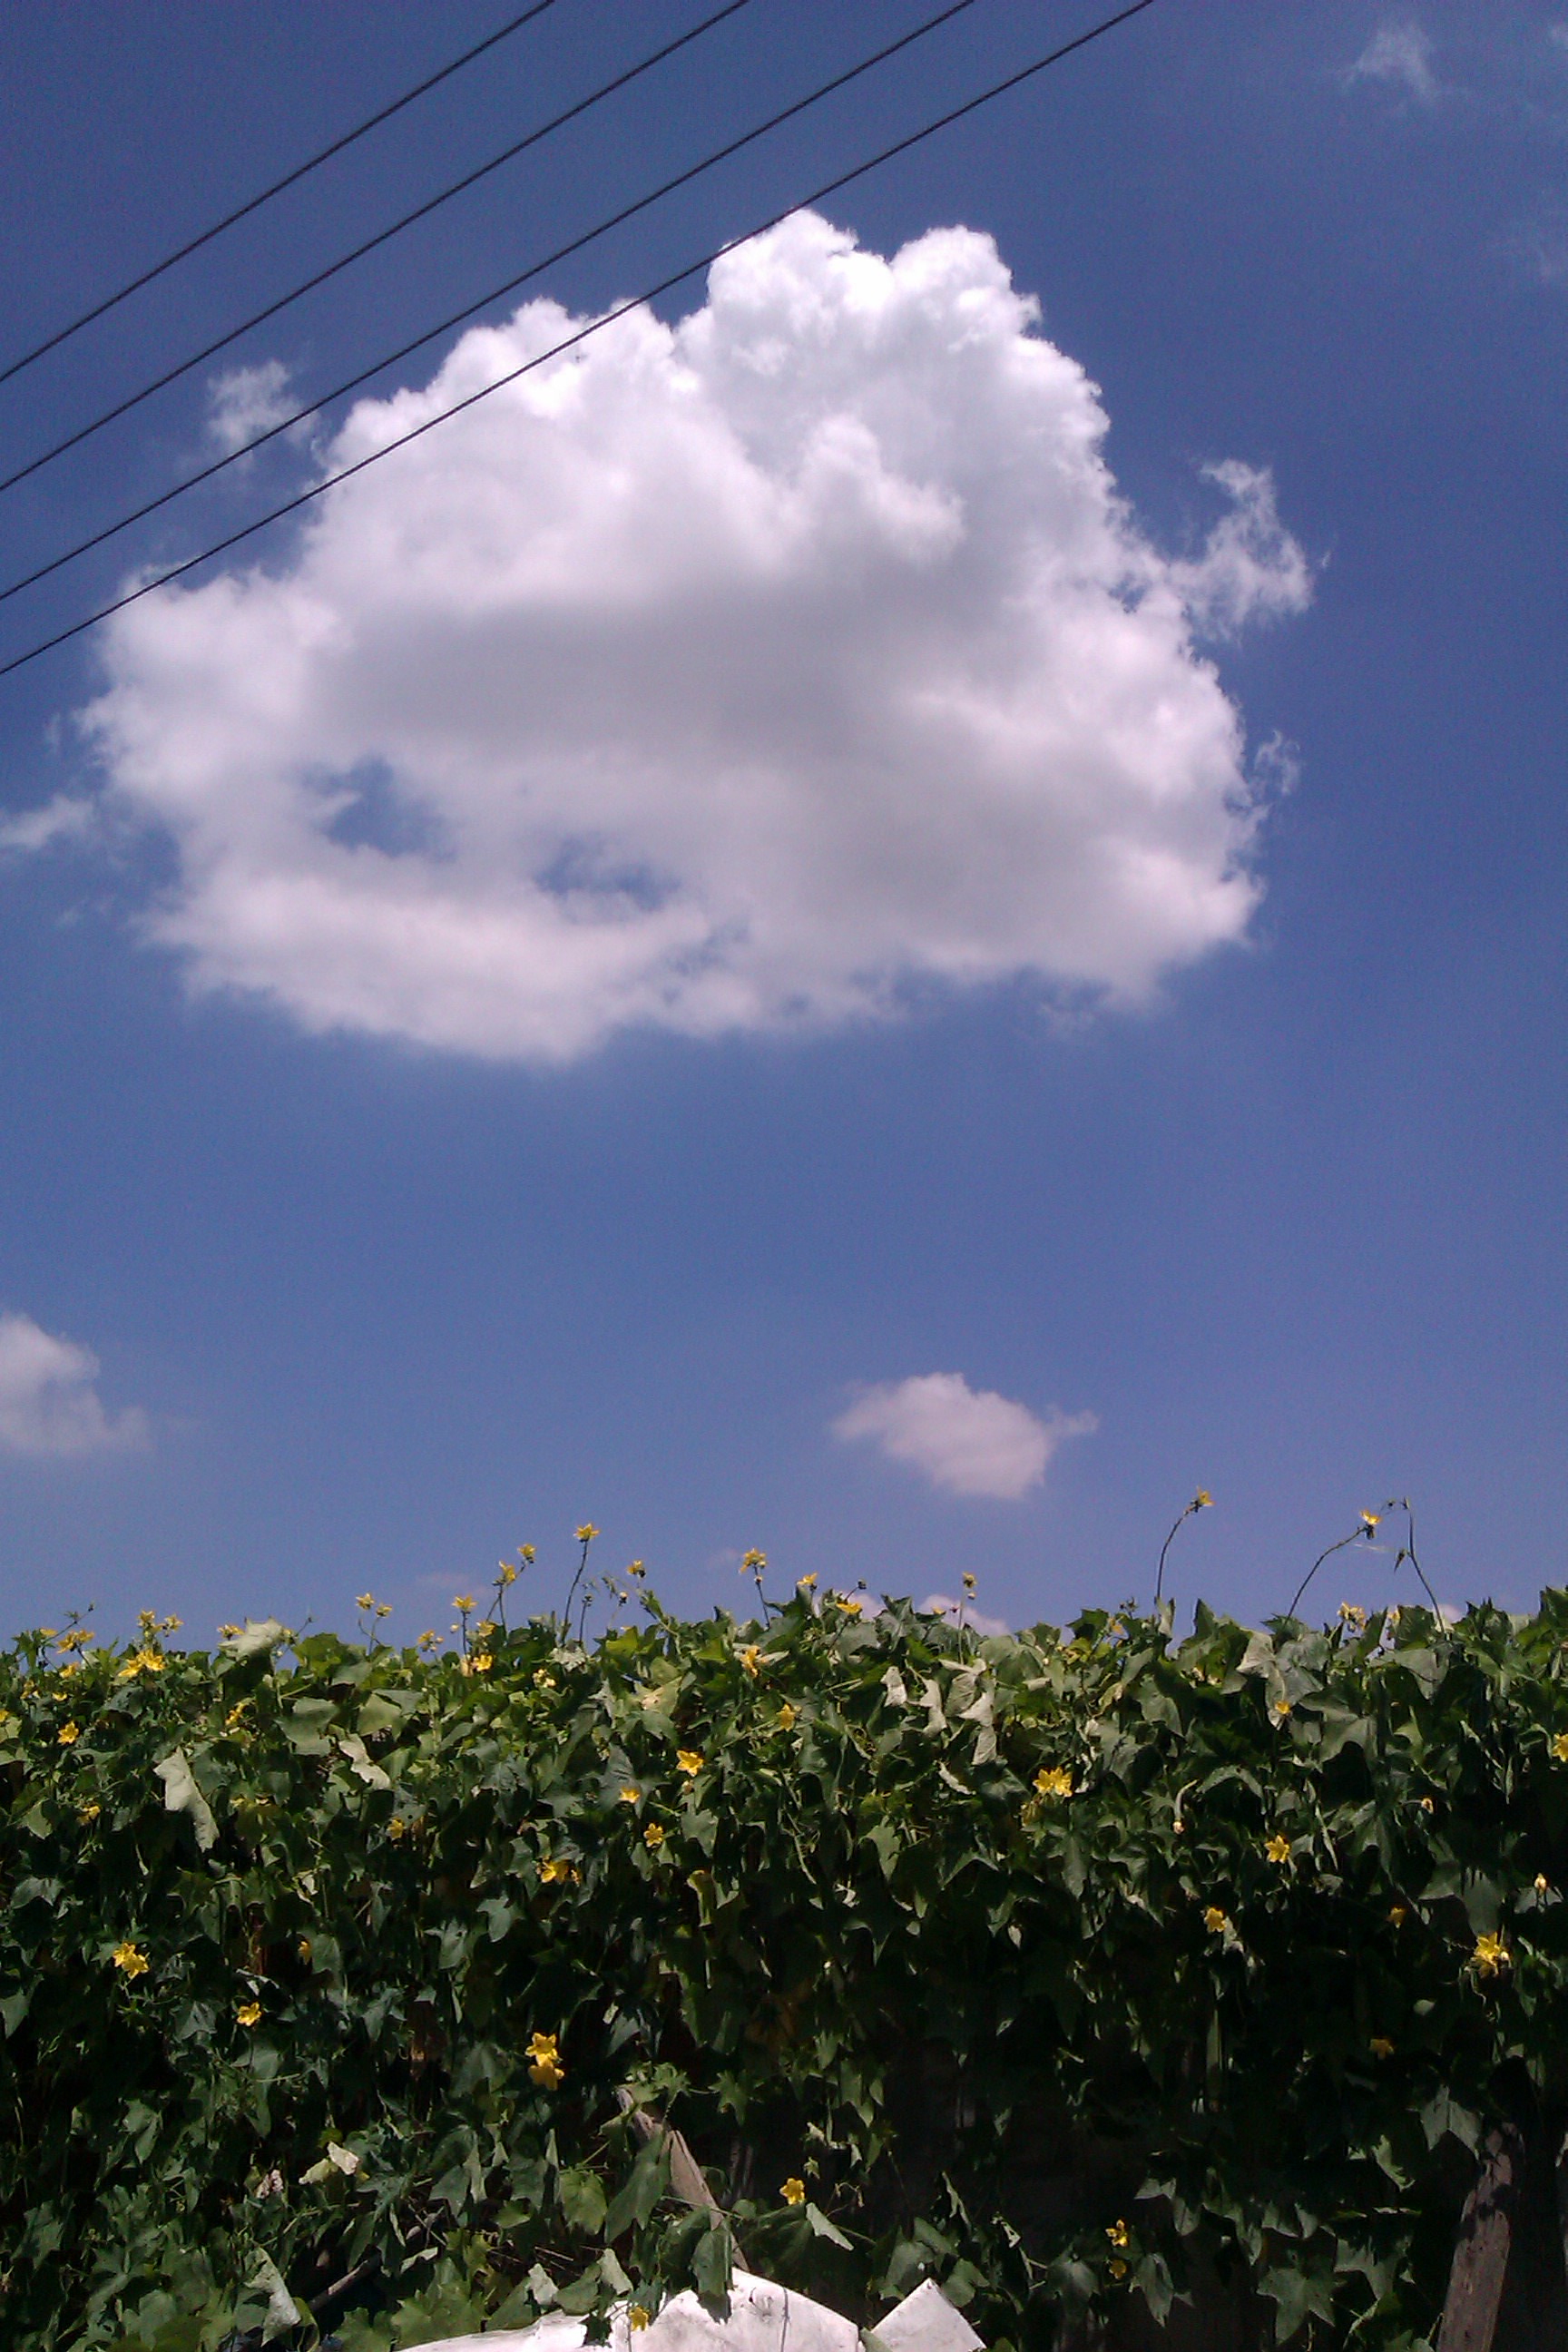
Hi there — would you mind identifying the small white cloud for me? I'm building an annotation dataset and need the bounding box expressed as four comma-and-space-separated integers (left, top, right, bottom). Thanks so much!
86, 211, 1308, 1065
0, 1313, 149, 1458
1347, 23, 1439, 103
205, 359, 299, 456
833, 1372, 1095, 1501
0, 795, 95, 854
921, 1592, 1010, 1635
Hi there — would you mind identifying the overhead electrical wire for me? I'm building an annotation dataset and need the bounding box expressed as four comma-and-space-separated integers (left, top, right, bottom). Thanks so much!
0, 0, 1157, 686
0, 0, 984, 609
0, 0, 564, 390
0, 0, 758, 502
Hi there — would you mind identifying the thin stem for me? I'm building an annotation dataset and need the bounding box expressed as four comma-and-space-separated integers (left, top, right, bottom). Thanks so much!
1155, 1493, 1212, 1604
1288, 1526, 1371, 1622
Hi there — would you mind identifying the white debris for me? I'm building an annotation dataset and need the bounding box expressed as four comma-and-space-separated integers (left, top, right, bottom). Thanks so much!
415, 2269, 980, 2352
864, 2280, 984, 2352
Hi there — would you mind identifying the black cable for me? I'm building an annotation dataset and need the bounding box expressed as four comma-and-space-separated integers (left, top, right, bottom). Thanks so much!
0, 1, 564, 391
0, 0, 1158, 685
0, 0, 984, 609
0, 0, 757, 503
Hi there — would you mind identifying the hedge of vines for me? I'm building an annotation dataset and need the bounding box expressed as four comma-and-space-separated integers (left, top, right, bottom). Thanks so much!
5, 1553, 1568, 2352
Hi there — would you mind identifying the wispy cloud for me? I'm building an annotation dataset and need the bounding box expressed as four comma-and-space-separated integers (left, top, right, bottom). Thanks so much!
1347, 23, 1439, 104
833, 1372, 1095, 1502
0, 795, 94, 854
0, 1312, 148, 1458
205, 359, 299, 456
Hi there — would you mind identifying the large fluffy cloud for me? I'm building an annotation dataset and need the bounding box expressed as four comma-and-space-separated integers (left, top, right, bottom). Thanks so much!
84, 213, 1309, 1063
0, 1312, 148, 1458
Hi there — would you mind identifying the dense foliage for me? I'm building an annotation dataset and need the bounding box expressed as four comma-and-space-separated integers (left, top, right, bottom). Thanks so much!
5, 1553, 1568, 2352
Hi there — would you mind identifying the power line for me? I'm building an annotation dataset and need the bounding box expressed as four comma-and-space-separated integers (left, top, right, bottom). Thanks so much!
0, 1, 564, 391
0, 0, 984, 608
0, 0, 1158, 686
0, 0, 757, 502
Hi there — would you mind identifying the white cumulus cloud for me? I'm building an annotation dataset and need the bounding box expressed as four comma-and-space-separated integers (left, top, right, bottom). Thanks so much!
0, 1312, 148, 1458
85, 212, 1309, 1064
205, 359, 300, 456
833, 1371, 1095, 1501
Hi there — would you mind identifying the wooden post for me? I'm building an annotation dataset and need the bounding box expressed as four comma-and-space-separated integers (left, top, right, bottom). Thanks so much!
1436, 2122, 1525, 2352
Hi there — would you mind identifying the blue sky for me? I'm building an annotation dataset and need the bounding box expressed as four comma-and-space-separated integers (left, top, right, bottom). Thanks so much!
0, 2, 1563, 1643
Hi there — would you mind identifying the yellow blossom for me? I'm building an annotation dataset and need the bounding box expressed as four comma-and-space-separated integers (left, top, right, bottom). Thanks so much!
644, 1822, 665, 1849
57, 1661, 80, 1681
629, 2310, 652, 2333
78, 1800, 101, 1824
575, 1524, 599, 1544
962, 1573, 977, 1593
57, 1720, 80, 1747
1034, 1767, 1073, 1800
1338, 1602, 1367, 1631
237, 2000, 262, 2027
1419, 1795, 1436, 1813
777, 1701, 799, 1731
1553, 1732, 1568, 1763
1106, 2219, 1130, 2250
220, 1623, 240, 1639
116, 1648, 167, 1681
387, 1816, 407, 1841
1266, 1834, 1290, 1865
798, 1574, 818, 1591
1535, 1874, 1550, 1894
1370, 2036, 1394, 2059
626, 1559, 645, 1578
1360, 1510, 1380, 1530
225, 1702, 249, 1730
1271, 1699, 1292, 1720
1109, 2259, 1128, 2281
740, 1645, 761, 1676
453, 1594, 475, 1612
521, 1544, 537, 1564
1194, 1490, 1213, 1509
498, 1562, 518, 1586
417, 1631, 441, 1651
461, 1651, 494, 1676
162, 1616, 181, 1632
1203, 1906, 1229, 1935
1473, 1933, 1510, 1978
1389, 1904, 1407, 1926
355, 1593, 375, 1612
538, 1856, 579, 1885
534, 1669, 556, 1690
113, 1941, 149, 1978
527, 2031, 564, 2088
836, 1596, 864, 1618
780, 2177, 806, 2206
299, 1937, 312, 1962
620, 1785, 640, 1804
741, 1549, 767, 1571
676, 1749, 704, 1777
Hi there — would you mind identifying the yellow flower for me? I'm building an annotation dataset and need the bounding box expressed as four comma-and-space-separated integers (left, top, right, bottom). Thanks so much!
162, 1615, 181, 1632
1360, 1510, 1380, 1530
620, 1785, 641, 1805
962, 1573, 977, 1593
78, 1800, 101, 1825
521, 1544, 537, 1564
461, 1651, 494, 1676
527, 2030, 564, 2089
644, 1822, 665, 1849
237, 2000, 262, 2027
629, 2310, 652, 2333
57, 1720, 80, 1746
387, 1816, 407, 1841
1105, 2219, 1130, 2250
627, 1559, 645, 1578
1271, 1699, 1292, 1720
1419, 1795, 1436, 1813
1265, 1833, 1290, 1865
740, 1645, 761, 1676
1388, 1904, 1407, 1926
498, 1562, 518, 1586
676, 1749, 704, 1777
1473, 1933, 1510, 1978
777, 1701, 799, 1731
299, 1937, 313, 1963
538, 1856, 579, 1885
116, 1648, 166, 1681
1535, 1874, 1550, 1894
780, 2177, 807, 2207
1370, 2036, 1394, 2059
1203, 1906, 1229, 1935
575, 1524, 599, 1544
417, 1631, 441, 1651
58, 1661, 80, 1681
1034, 1767, 1073, 1800
1553, 1732, 1568, 1763
113, 1941, 149, 1978
453, 1594, 475, 1612
534, 1669, 556, 1690
798, 1573, 818, 1591
836, 1596, 864, 1618
1194, 1490, 1213, 1509
742, 1549, 767, 1571
220, 1623, 240, 1639
1109, 2259, 1128, 2281
225, 1701, 249, 1730
1338, 1602, 1367, 1631
355, 1592, 375, 1612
